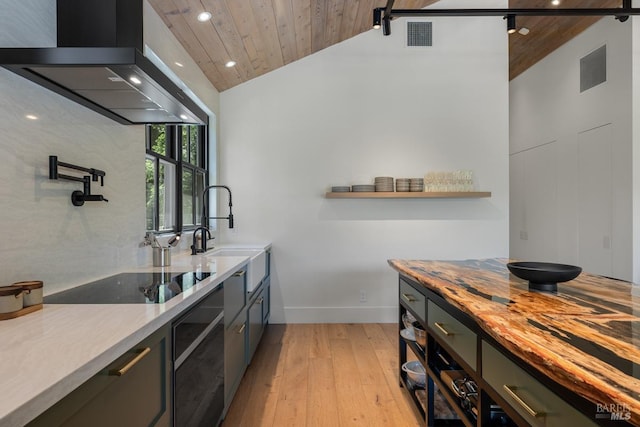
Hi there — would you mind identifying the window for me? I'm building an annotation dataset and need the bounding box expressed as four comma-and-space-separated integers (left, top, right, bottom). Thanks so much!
146, 124, 208, 232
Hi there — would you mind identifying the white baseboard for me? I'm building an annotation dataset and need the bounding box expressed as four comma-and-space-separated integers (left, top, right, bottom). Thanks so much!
270, 306, 397, 324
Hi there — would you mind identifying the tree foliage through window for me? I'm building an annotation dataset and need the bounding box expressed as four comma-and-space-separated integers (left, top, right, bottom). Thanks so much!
146, 124, 207, 232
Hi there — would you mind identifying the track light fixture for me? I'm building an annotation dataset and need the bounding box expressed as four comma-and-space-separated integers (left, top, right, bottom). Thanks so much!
372, 1, 640, 37
382, 16, 392, 36
616, 0, 631, 22
505, 14, 516, 34
373, 8, 382, 29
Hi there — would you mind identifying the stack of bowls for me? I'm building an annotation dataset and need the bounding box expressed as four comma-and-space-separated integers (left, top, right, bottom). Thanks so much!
331, 186, 351, 193
352, 184, 376, 192
374, 177, 394, 192
396, 178, 410, 192
409, 178, 424, 192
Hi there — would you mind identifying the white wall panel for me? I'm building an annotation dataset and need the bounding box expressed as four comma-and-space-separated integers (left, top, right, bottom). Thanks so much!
577, 124, 613, 277
510, 142, 558, 262
510, 17, 633, 281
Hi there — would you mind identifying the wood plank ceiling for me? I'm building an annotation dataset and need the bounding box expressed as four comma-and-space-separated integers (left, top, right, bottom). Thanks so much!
509, 0, 620, 80
147, 0, 437, 91
148, 0, 624, 92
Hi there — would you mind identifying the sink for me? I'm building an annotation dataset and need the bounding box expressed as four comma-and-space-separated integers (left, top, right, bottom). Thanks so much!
208, 248, 266, 292
210, 249, 262, 257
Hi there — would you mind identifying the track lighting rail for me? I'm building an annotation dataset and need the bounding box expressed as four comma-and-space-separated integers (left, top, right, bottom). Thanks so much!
381, 8, 640, 17
374, 0, 638, 35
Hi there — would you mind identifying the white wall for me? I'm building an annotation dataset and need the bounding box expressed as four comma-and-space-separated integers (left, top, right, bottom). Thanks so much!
510, 17, 633, 281
0, 2, 220, 294
0, 0, 56, 47
218, 0, 510, 323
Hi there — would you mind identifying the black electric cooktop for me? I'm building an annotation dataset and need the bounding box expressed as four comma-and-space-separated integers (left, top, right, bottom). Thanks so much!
44, 271, 212, 304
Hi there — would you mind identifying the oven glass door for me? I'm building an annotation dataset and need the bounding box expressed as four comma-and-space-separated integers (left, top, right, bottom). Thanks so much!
173, 286, 224, 427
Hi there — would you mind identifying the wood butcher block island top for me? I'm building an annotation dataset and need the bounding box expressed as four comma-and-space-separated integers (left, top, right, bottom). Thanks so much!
388, 258, 640, 426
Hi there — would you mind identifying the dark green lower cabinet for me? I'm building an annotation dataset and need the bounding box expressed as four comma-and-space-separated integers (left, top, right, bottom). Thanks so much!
223, 261, 271, 415
262, 276, 270, 324
247, 288, 265, 361
224, 307, 247, 407
28, 324, 171, 427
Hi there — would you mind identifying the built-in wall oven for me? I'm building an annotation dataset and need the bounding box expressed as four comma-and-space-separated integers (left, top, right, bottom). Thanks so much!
173, 284, 225, 427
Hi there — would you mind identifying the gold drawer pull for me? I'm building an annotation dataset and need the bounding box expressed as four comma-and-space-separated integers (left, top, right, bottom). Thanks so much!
233, 270, 246, 277
401, 293, 417, 303
434, 322, 454, 336
503, 385, 545, 418
237, 323, 246, 334
109, 347, 151, 377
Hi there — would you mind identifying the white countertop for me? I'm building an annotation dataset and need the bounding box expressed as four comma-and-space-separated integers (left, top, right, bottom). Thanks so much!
0, 248, 263, 427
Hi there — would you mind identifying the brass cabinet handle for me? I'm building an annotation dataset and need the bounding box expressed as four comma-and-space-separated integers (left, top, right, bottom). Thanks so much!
434, 322, 454, 336
237, 323, 246, 334
257, 297, 264, 304
109, 347, 151, 377
401, 293, 417, 303
503, 385, 545, 418
233, 270, 246, 277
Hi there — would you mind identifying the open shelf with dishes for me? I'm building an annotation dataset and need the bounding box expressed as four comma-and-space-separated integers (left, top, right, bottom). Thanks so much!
398, 276, 522, 427
326, 191, 491, 199
399, 290, 462, 426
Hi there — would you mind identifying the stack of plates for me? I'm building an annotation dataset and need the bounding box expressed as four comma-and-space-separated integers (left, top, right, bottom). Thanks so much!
331, 186, 351, 192
374, 176, 394, 192
396, 178, 410, 192
352, 184, 376, 192
409, 178, 424, 192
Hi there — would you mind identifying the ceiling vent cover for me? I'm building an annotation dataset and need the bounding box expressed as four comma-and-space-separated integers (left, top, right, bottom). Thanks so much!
407, 22, 432, 47
580, 45, 606, 92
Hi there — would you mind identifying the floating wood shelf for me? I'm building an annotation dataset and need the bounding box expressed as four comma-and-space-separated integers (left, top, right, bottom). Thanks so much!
325, 191, 491, 199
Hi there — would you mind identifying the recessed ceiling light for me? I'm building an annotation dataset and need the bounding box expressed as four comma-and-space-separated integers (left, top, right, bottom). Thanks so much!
180, 114, 189, 120
551, 0, 560, 5
518, 27, 530, 35
129, 76, 142, 85
197, 11, 212, 22
225, 61, 236, 68
174, 62, 184, 67
25, 114, 38, 120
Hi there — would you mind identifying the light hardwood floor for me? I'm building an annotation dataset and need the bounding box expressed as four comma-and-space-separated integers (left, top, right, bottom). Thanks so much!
222, 323, 422, 427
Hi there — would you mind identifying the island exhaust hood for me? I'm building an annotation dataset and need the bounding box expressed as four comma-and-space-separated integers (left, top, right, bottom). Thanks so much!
0, 0, 208, 125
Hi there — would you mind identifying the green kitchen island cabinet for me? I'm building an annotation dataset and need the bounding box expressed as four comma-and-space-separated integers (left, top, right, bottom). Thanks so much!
391, 258, 635, 427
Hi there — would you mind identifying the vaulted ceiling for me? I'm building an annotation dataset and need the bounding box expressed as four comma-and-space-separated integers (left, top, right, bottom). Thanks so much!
148, 0, 622, 92
509, 0, 619, 80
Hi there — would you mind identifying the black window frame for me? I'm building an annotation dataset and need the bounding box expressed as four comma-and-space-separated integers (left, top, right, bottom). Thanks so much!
146, 124, 208, 233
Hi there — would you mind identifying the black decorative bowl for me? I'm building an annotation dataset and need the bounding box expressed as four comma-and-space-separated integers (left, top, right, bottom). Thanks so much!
506, 262, 582, 292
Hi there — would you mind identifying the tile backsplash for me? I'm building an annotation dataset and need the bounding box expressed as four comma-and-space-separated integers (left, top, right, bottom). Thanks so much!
0, 68, 150, 294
